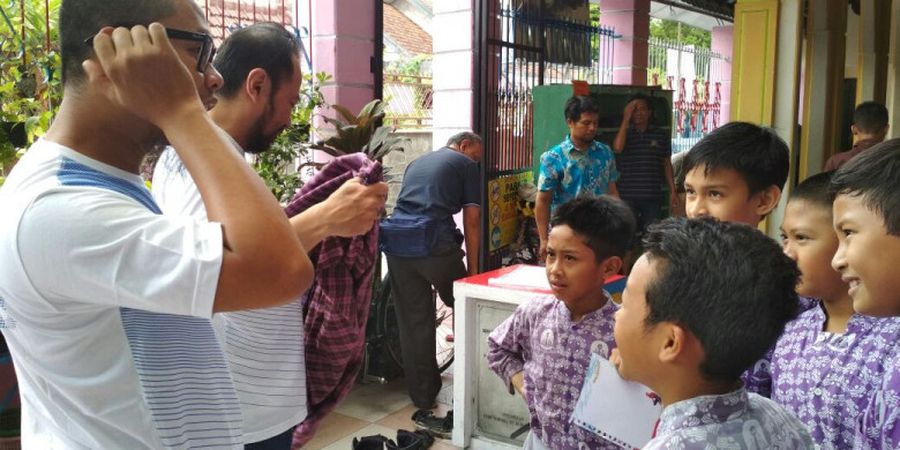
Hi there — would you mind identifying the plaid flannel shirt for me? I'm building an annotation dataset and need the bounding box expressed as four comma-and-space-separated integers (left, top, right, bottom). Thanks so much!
284, 154, 383, 448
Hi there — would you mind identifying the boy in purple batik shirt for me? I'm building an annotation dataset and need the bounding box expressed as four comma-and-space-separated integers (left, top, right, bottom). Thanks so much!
612, 217, 813, 449
487, 196, 636, 450
767, 171, 900, 448
828, 139, 900, 448
680, 122, 817, 396
682, 122, 788, 228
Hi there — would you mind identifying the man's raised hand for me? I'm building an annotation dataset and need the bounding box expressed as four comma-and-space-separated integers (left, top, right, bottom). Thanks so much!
82, 23, 203, 129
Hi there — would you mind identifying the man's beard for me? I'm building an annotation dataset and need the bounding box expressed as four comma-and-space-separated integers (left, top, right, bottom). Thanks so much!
245, 101, 281, 155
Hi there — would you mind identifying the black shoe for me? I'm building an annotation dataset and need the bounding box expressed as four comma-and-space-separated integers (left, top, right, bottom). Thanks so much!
410, 409, 432, 424
353, 434, 390, 450
387, 429, 434, 450
412, 410, 453, 439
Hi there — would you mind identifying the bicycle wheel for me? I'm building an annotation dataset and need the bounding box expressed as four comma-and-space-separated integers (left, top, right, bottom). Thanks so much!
434, 299, 454, 373
378, 273, 455, 374
377, 279, 404, 370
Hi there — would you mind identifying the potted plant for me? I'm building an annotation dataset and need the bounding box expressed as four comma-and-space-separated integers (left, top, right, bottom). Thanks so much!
309, 99, 407, 165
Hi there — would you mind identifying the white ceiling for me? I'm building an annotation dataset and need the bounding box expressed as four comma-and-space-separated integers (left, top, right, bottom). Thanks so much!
649, 1, 732, 30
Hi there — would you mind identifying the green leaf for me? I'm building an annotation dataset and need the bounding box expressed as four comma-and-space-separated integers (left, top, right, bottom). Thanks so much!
367, 126, 391, 151
330, 104, 358, 123
321, 115, 349, 129
357, 100, 378, 120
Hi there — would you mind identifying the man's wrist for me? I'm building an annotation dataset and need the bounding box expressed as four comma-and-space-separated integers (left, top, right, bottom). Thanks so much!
290, 203, 331, 249
157, 100, 207, 135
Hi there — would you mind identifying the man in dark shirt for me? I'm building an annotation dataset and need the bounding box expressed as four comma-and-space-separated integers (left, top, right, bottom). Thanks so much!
384, 131, 482, 411
612, 94, 677, 234
824, 101, 889, 171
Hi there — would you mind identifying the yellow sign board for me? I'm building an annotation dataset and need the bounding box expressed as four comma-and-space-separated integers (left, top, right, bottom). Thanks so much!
487, 171, 534, 252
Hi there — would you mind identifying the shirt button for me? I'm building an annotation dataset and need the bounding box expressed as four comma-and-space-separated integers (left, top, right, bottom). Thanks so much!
813, 388, 823, 396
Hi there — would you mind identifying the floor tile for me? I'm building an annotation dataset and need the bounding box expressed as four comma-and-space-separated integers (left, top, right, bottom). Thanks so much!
308, 360, 459, 449
302, 413, 370, 450
334, 378, 412, 422
431, 439, 462, 450
373, 404, 449, 430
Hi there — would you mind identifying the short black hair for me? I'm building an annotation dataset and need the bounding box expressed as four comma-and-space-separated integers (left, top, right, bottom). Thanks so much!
830, 138, 900, 235
683, 121, 790, 194
853, 101, 889, 134
642, 217, 800, 383
564, 95, 600, 122
60, 0, 178, 86
627, 93, 652, 109
215, 23, 300, 99
550, 196, 636, 261
789, 171, 835, 210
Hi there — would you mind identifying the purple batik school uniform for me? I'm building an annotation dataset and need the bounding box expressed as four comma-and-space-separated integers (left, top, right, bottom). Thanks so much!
645, 388, 814, 449
854, 352, 900, 448
487, 294, 621, 450
743, 295, 820, 397
770, 304, 900, 449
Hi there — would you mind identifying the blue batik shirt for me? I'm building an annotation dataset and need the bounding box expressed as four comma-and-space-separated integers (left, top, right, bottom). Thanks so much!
537, 135, 619, 211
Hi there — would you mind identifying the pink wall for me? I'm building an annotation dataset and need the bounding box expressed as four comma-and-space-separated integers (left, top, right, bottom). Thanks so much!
311, 0, 376, 116
600, 0, 650, 86
711, 25, 733, 125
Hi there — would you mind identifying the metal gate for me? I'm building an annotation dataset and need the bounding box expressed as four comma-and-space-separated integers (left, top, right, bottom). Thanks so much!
648, 37, 727, 154
474, 0, 616, 271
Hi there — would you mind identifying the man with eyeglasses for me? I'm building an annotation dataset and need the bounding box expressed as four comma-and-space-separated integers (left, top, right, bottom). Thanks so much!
0, 1, 319, 448
152, 23, 388, 450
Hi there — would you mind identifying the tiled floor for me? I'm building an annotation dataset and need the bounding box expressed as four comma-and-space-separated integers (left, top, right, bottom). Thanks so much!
302, 371, 460, 450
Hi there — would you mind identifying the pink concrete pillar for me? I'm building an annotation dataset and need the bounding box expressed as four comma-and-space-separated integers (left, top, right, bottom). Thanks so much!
600, 0, 650, 86
311, 0, 375, 116
711, 25, 733, 125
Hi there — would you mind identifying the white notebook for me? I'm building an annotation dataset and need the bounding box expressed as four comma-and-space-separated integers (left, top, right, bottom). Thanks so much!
571, 354, 663, 449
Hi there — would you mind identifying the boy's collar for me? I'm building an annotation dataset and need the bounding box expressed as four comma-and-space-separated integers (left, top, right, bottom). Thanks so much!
657, 387, 748, 435
555, 290, 615, 323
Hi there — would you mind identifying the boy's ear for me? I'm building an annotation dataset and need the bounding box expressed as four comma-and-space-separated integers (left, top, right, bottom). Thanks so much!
658, 323, 685, 363
753, 185, 782, 217
599, 255, 623, 279
851, 124, 860, 136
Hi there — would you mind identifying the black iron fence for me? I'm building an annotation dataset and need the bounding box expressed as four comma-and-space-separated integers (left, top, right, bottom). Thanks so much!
475, 0, 616, 271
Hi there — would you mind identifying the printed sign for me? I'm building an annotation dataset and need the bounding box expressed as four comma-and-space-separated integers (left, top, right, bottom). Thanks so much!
487, 171, 534, 252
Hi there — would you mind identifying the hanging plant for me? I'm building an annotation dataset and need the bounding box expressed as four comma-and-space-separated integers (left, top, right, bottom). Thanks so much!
0, 0, 62, 182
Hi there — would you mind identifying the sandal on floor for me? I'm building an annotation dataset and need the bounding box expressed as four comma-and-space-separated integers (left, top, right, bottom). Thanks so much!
387, 429, 435, 450
353, 434, 390, 450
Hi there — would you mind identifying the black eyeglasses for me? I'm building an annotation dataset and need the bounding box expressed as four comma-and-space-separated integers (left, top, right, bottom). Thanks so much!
84, 27, 216, 74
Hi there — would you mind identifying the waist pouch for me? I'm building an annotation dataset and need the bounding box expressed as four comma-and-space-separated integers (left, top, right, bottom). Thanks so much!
379, 214, 439, 257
